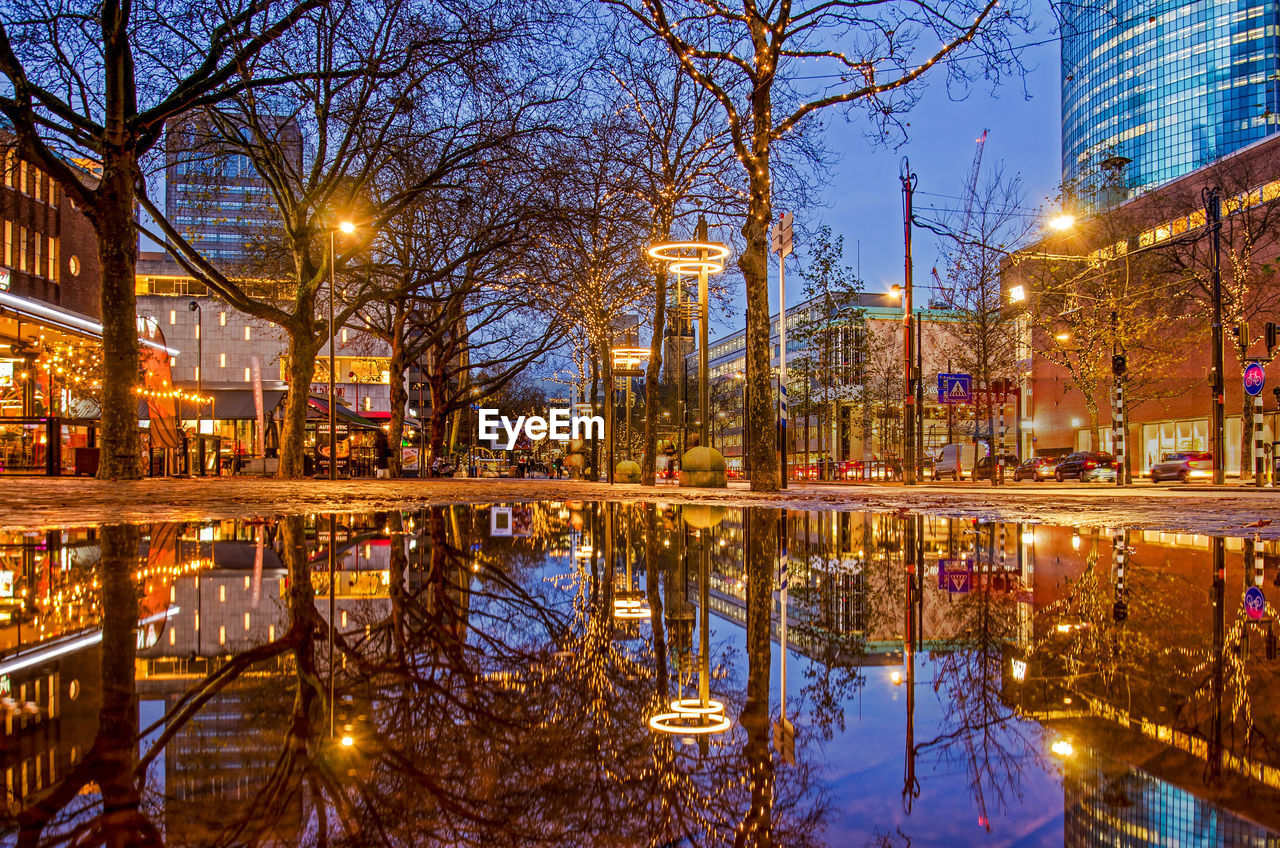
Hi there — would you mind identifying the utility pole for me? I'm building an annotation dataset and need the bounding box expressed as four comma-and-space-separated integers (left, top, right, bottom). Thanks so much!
1111, 310, 1127, 487
901, 159, 917, 485
1205, 187, 1226, 486
915, 312, 924, 479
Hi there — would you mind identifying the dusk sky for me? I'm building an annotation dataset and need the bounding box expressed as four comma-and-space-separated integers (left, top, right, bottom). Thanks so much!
710, 35, 1062, 336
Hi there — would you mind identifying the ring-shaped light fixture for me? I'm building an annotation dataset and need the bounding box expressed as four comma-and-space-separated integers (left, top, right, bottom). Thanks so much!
648, 712, 732, 735
669, 697, 726, 716
647, 241, 730, 276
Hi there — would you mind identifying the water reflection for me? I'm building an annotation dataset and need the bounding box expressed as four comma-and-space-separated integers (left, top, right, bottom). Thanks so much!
0, 507, 1275, 845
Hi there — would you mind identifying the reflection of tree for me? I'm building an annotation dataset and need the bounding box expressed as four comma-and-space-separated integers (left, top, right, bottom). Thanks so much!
918, 524, 1034, 826
16, 524, 161, 848
16, 504, 841, 846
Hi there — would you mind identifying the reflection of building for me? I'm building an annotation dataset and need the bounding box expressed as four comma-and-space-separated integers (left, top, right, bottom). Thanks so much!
1063, 740, 1280, 844
1062, 0, 1280, 197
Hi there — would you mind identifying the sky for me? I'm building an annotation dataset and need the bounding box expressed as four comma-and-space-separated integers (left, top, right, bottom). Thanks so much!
709, 35, 1063, 337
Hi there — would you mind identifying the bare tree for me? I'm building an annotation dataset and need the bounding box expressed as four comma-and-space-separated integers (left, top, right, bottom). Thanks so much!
603, 0, 1030, 490
0, 0, 324, 478
141, 0, 558, 477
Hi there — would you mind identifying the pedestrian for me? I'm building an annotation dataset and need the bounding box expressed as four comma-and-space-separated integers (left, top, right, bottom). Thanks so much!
374, 430, 391, 479
554, 456, 563, 479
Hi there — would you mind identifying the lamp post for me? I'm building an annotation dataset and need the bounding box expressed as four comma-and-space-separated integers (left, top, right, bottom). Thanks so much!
647, 221, 730, 487
329, 220, 355, 480
188, 300, 202, 475
733, 369, 747, 479
348, 370, 360, 414
900, 158, 917, 485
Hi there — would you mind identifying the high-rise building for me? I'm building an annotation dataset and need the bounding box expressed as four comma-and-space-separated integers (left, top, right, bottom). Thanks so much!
164, 115, 300, 265
1062, 0, 1280, 197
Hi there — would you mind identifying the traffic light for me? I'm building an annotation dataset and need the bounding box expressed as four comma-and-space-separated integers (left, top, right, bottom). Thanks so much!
1112, 354, 1127, 377
1267, 321, 1278, 355
1113, 601, 1128, 623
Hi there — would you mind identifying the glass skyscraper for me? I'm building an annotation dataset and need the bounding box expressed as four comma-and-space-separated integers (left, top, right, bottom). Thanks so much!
1062, 0, 1280, 197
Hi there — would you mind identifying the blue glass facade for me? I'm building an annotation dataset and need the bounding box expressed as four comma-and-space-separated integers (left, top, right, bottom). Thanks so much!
1062, 0, 1280, 196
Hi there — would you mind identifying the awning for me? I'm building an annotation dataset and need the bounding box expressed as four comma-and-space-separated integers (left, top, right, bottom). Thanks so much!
307, 397, 383, 430
360, 410, 423, 431
0, 289, 179, 355
138, 383, 287, 420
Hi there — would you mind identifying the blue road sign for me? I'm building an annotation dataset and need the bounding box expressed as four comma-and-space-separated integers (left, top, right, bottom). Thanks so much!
938, 558, 972, 594
937, 373, 973, 405
1244, 362, 1266, 397
1246, 585, 1266, 620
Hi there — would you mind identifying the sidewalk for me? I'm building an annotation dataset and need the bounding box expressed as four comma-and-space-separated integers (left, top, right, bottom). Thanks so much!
0, 475, 1276, 538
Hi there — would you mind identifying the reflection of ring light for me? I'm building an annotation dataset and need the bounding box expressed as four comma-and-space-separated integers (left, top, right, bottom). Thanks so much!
649, 712, 732, 734
647, 242, 730, 275
669, 697, 725, 715
613, 598, 652, 620
649, 696, 731, 735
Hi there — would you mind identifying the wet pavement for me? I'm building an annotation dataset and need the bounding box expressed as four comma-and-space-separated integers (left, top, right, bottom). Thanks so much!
0, 502, 1278, 845
0, 477, 1278, 539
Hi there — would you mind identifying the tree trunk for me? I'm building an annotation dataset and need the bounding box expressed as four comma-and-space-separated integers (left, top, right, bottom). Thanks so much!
589, 356, 600, 481
96, 523, 161, 846
278, 327, 318, 479
428, 369, 450, 466
95, 158, 142, 480
386, 301, 409, 477
741, 153, 778, 492
740, 506, 776, 841
641, 266, 667, 486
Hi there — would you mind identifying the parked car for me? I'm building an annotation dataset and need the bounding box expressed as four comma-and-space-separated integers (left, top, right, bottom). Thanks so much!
1150, 451, 1213, 483
1054, 452, 1115, 482
1012, 456, 1059, 482
973, 454, 1021, 481
934, 443, 988, 481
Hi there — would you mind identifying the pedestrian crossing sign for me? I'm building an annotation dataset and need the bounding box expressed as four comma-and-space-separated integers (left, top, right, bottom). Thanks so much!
937, 373, 972, 405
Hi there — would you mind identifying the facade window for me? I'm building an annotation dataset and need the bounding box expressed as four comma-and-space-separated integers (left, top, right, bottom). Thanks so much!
47, 237, 57, 283
3, 221, 10, 267
219, 311, 227, 326
244, 367, 250, 382
244, 326, 251, 341
18, 226, 26, 273
33, 235, 41, 280
17, 161, 25, 195
3, 150, 11, 189
169, 310, 176, 325
219, 353, 226, 368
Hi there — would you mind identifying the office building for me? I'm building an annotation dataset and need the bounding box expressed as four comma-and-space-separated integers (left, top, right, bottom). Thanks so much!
1062, 0, 1280, 197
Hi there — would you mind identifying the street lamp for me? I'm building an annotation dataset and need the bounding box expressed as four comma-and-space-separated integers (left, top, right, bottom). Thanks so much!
328, 219, 356, 480
1047, 213, 1076, 232
188, 301, 202, 474
348, 370, 360, 413
647, 220, 730, 488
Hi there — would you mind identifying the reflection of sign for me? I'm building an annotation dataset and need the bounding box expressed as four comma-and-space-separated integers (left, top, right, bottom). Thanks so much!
1245, 362, 1266, 397
490, 506, 513, 537
0, 268, 10, 291
938, 558, 972, 593
0, 571, 13, 598
1246, 585, 1266, 620
937, 373, 972, 405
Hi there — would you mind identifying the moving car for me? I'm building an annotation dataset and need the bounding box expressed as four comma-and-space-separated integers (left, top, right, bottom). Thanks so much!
1150, 451, 1213, 483
1012, 456, 1059, 482
1054, 452, 1115, 482
973, 454, 1021, 481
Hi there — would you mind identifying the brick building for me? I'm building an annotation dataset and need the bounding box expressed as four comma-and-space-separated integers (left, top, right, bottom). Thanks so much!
1006, 133, 1280, 476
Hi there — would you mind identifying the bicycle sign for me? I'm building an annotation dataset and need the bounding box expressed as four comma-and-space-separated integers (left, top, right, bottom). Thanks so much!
1245, 361, 1266, 397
